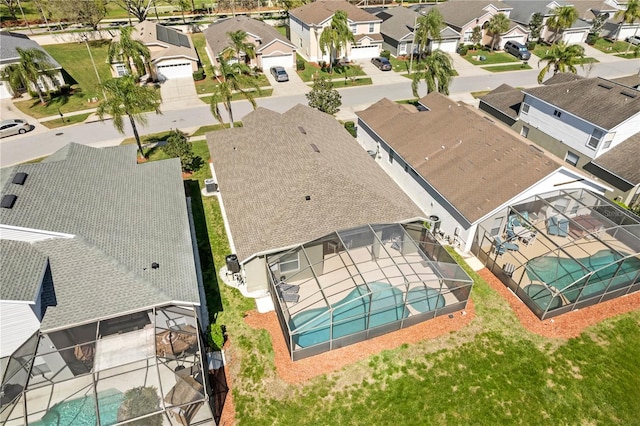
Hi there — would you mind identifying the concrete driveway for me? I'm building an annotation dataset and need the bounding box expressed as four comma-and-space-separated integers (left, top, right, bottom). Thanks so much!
159, 77, 205, 110
0, 97, 48, 141
264, 67, 310, 96
357, 58, 409, 84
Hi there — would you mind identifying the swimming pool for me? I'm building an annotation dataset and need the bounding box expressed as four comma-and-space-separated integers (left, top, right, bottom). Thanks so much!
31, 388, 123, 426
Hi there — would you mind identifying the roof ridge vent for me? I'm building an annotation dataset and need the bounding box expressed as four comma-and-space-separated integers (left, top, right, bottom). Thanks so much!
1, 194, 17, 209
12, 172, 28, 185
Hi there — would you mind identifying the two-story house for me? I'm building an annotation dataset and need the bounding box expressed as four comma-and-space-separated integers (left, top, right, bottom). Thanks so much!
507, 0, 592, 44
289, 0, 383, 62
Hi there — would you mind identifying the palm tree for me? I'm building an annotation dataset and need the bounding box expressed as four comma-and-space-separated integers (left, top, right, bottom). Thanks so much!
413, 9, 444, 55
546, 5, 578, 43
486, 13, 510, 51
97, 76, 161, 158
108, 26, 151, 78
411, 50, 455, 97
319, 10, 354, 73
209, 56, 261, 128
1, 47, 57, 104
537, 41, 585, 83
227, 30, 256, 65
615, 0, 640, 54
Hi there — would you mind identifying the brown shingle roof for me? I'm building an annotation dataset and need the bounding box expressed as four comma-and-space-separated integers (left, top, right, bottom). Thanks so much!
590, 135, 640, 185
290, 0, 380, 25
421, 1, 514, 31
479, 84, 524, 119
203, 16, 295, 56
611, 75, 640, 90
357, 94, 560, 224
523, 77, 640, 130
207, 105, 423, 262
131, 21, 198, 62
542, 72, 584, 85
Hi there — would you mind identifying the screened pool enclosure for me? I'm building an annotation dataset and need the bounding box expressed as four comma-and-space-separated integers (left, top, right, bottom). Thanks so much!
473, 189, 640, 320
267, 223, 474, 361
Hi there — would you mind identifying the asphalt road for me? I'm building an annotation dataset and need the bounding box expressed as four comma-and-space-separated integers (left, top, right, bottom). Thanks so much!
1, 58, 638, 167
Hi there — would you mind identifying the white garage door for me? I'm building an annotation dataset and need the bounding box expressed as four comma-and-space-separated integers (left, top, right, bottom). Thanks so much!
156, 63, 192, 80
499, 36, 525, 50
431, 40, 457, 53
349, 45, 379, 60
0, 81, 12, 99
261, 53, 294, 70
563, 32, 585, 44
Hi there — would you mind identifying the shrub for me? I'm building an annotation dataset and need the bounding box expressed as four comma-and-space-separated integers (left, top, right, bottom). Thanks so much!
344, 121, 356, 137
458, 45, 469, 56
209, 323, 225, 350
296, 59, 306, 70
380, 49, 391, 59
527, 41, 537, 50
586, 33, 598, 45
162, 129, 201, 172
192, 68, 205, 81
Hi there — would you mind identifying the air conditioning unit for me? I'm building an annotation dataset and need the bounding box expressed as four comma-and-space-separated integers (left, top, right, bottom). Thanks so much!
204, 178, 218, 193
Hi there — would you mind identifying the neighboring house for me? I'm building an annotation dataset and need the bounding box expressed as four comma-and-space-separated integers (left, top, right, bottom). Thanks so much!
111, 21, 199, 80
508, 0, 592, 44
479, 75, 640, 205
0, 144, 217, 425
0, 31, 65, 99
289, 0, 383, 62
355, 93, 610, 254
376, 6, 460, 56
414, 1, 529, 49
207, 104, 474, 360
204, 16, 297, 70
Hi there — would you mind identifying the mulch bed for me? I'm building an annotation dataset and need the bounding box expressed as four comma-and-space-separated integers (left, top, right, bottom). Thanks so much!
244, 299, 476, 384
478, 268, 640, 338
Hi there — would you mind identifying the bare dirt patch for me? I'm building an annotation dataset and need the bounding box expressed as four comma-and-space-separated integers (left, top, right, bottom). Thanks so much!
244, 300, 476, 384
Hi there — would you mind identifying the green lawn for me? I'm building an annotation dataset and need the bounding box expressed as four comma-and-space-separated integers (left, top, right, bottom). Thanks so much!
483, 63, 532, 72
332, 77, 373, 87
120, 122, 242, 144
389, 56, 410, 73
591, 38, 635, 54
462, 49, 519, 65
296, 55, 367, 82
200, 88, 273, 104
275, 26, 288, 37
41, 113, 92, 129
191, 33, 212, 70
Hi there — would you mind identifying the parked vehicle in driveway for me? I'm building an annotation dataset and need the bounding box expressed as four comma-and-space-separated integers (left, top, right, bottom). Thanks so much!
627, 35, 640, 46
371, 57, 392, 71
0, 119, 31, 138
270, 66, 289, 82
504, 41, 531, 60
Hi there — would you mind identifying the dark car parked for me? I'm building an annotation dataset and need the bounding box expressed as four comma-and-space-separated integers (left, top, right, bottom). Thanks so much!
504, 41, 531, 60
371, 57, 392, 71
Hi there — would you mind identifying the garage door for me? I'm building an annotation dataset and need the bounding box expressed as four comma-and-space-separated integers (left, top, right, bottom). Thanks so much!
156, 63, 192, 80
499, 36, 525, 50
349, 45, 379, 60
563, 32, 585, 44
0, 81, 12, 99
261, 53, 294, 70
431, 40, 457, 53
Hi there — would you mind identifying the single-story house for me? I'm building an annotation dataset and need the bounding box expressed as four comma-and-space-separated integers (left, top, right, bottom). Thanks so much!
207, 104, 474, 360
0, 32, 65, 99
111, 20, 199, 80
355, 93, 610, 254
204, 16, 297, 69
0, 143, 216, 425
289, 0, 383, 62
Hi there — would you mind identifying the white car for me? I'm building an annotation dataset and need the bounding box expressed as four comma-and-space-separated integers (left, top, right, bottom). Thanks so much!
0, 119, 31, 138
627, 35, 640, 46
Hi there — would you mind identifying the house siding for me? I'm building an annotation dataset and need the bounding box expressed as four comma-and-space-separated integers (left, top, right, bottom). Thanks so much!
0, 302, 41, 358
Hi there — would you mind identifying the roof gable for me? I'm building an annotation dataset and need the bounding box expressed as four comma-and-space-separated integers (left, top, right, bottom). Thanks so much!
0, 32, 62, 68
204, 16, 295, 56
290, 0, 380, 26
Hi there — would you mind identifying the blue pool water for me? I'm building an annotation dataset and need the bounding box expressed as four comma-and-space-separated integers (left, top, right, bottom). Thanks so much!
290, 282, 446, 348
406, 287, 446, 313
30, 388, 123, 426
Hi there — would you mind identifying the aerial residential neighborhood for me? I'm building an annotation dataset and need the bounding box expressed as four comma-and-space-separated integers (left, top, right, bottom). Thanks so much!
1, 0, 639, 425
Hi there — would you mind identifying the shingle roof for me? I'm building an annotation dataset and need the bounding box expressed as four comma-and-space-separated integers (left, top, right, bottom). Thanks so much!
590, 135, 640, 185
207, 104, 424, 261
0, 239, 47, 302
479, 83, 524, 119
543, 72, 584, 85
0, 143, 200, 329
0, 31, 62, 68
611, 75, 640, 90
357, 94, 560, 224
415, 1, 514, 31
377, 6, 418, 40
290, 0, 381, 25
523, 77, 640, 130
204, 16, 295, 56
127, 21, 198, 63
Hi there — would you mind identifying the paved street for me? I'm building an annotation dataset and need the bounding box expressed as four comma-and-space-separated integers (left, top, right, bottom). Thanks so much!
1, 50, 638, 167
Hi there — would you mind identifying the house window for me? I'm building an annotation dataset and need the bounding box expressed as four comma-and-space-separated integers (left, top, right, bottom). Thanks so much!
115, 64, 128, 77
603, 132, 615, 149
587, 128, 604, 149
521, 126, 529, 138
369, 23, 375, 33
490, 217, 503, 236
521, 103, 530, 114
565, 151, 579, 166
553, 109, 562, 118
388, 149, 394, 164
399, 41, 407, 54
279, 252, 299, 273
463, 30, 473, 42
351, 24, 357, 34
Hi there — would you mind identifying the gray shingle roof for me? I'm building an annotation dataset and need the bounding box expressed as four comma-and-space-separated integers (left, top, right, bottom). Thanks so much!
357, 94, 560, 224
0, 239, 47, 302
590, 135, 640, 185
543, 72, 584, 85
207, 104, 424, 261
415, 1, 514, 31
0, 143, 200, 329
0, 31, 62, 68
290, 0, 381, 25
523, 77, 640, 130
479, 83, 524, 119
378, 6, 418, 41
204, 16, 295, 57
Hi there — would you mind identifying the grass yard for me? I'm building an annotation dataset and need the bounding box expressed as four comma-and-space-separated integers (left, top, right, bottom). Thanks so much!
483, 63, 532, 72
275, 26, 288, 37
191, 33, 212, 69
462, 49, 519, 65
296, 55, 367, 82
389, 56, 410, 73
120, 122, 242, 144
333, 77, 373, 87
200, 88, 273, 104
41, 113, 92, 129
195, 72, 271, 96
591, 38, 636, 54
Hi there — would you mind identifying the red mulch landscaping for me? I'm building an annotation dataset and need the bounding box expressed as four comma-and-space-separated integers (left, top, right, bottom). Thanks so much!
244, 299, 476, 384
478, 268, 640, 339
